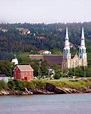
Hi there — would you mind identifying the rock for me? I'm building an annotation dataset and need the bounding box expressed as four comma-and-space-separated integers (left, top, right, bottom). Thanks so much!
45, 83, 55, 92
45, 83, 70, 94
54, 87, 67, 94
1, 90, 9, 95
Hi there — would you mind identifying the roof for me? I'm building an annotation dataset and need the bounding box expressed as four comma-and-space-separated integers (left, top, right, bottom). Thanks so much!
35, 36, 45, 39
44, 55, 63, 65
16, 65, 34, 71
0, 74, 8, 77
29, 54, 63, 65
39, 50, 51, 53
29, 55, 43, 60
39, 50, 46, 53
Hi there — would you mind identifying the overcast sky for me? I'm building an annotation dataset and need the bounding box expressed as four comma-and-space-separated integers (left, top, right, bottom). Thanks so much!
0, 0, 91, 23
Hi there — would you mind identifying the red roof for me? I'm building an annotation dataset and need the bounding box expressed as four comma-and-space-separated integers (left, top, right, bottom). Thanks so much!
39, 50, 47, 53
35, 36, 45, 39
16, 65, 33, 71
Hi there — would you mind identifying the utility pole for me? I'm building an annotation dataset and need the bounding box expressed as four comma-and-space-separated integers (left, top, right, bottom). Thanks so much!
73, 61, 75, 76
84, 64, 86, 77
38, 61, 41, 79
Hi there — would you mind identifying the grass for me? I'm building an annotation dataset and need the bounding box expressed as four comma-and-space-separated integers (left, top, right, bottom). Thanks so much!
1, 77, 91, 90
31, 77, 91, 89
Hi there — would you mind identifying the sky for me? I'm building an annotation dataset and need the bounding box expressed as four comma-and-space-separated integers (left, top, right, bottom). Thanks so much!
0, 0, 91, 23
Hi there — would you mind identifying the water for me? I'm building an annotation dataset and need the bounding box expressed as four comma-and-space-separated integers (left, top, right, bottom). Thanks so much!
0, 93, 91, 114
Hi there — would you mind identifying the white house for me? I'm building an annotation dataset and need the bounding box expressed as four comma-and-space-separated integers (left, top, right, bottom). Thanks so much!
39, 50, 51, 55
11, 58, 18, 65
0, 74, 9, 82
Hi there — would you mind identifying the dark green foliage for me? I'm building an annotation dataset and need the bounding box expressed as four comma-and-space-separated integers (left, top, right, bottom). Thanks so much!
7, 79, 46, 90
0, 60, 12, 76
23, 81, 35, 89
8, 80, 24, 90
68, 66, 91, 77
54, 72, 61, 79
0, 22, 91, 78
0, 22, 91, 62
8, 80, 15, 90
0, 80, 8, 90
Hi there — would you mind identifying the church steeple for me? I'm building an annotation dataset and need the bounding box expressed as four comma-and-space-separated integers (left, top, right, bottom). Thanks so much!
66, 27, 68, 40
63, 27, 71, 59
79, 28, 87, 59
81, 28, 85, 46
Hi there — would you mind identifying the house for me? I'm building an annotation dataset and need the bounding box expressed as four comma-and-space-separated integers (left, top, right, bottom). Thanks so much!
16, 28, 30, 35
0, 74, 8, 82
11, 58, 18, 65
1, 29, 8, 32
14, 65, 34, 81
39, 50, 51, 55
35, 36, 45, 39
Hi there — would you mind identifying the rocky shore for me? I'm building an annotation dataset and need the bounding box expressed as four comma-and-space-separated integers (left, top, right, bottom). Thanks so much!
0, 83, 91, 96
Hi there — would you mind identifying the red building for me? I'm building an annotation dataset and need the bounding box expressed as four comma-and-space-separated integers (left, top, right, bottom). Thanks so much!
14, 65, 34, 81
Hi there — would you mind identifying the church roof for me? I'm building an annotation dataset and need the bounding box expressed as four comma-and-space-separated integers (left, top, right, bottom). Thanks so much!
44, 55, 63, 65
29, 54, 63, 65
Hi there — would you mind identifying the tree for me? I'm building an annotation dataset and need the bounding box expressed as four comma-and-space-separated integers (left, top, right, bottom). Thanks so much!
0, 60, 12, 76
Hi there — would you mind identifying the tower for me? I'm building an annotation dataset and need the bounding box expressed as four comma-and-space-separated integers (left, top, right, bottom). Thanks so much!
63, 27, 71, 68
79, 28, 87, 66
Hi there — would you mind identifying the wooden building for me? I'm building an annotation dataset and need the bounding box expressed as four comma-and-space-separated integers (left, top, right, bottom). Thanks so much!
14, 65, 34, 81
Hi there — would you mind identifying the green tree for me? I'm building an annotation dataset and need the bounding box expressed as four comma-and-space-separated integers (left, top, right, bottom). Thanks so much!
0, 60, 12, 76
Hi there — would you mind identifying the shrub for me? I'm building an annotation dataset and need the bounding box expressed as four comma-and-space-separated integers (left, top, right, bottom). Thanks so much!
0, 80, 8, 90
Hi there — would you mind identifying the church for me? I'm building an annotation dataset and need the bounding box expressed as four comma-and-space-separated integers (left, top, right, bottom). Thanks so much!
29, 27, 87, 69
62, 27, 87, 69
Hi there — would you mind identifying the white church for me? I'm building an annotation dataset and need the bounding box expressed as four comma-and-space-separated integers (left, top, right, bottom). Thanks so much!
62, 27, 87, 69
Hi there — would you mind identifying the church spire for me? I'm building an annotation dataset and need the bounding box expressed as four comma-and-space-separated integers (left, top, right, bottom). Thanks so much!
81, 27, 84, 39
81, 27, 85, 46
63, 27, 71, 59
65, 27, 69, 47
66, 27, 69, 40
79, 28, 87, 59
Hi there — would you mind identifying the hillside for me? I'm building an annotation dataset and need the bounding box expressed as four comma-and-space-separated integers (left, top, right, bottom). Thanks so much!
0, 22, 91, 64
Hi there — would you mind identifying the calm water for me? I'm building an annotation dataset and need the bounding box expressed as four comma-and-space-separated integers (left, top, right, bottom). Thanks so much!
0, 93, 91, 114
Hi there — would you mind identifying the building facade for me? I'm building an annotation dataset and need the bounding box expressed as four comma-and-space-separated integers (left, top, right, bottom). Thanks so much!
62, 27, 87, 69
0, 74, 8, 82
14, 65, 34, 81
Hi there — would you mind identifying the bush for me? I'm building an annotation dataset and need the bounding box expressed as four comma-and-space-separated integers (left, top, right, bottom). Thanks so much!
23, 81, 35, 89
8, 80, 24, 90
0, 80, 8, 90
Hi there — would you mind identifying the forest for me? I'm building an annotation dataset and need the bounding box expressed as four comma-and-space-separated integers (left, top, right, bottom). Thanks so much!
0, 22, 91, 59
0, 22, 91, 78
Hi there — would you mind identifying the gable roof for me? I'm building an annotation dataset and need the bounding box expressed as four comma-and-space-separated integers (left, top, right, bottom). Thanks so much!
16, 65, 34, 71
71, 54, 79, 59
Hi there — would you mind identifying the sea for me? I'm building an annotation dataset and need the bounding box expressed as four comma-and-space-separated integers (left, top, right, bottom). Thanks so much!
0, 93, 91, 114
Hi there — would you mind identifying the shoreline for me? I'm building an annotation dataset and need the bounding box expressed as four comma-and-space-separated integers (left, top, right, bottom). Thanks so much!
0, 86, 91, 96
1, 78, 91, 96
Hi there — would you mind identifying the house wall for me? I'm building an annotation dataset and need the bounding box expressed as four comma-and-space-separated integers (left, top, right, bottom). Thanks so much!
14, 68, 21, 79
14, 67, 34, 81
0, 77, 8, 82
21, 71, 34, 81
